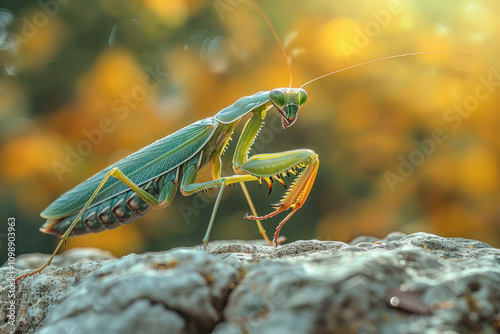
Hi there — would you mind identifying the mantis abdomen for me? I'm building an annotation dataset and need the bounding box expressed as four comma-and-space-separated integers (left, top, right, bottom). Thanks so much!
42, 174, 164, 235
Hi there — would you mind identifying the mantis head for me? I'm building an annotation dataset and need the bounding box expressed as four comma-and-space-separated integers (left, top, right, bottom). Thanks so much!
269, 88, 308, 129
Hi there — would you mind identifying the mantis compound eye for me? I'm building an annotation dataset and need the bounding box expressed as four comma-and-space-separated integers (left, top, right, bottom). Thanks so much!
297, 88, 307, 106
270, 89, 286, 108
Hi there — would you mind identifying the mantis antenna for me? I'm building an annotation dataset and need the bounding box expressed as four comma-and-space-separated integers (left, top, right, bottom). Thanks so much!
243, 0, 293, 88
236, 4, 500, 90
299, 51, 500, 88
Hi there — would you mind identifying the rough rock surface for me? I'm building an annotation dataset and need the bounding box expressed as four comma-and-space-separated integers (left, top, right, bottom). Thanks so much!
2, 232, 500, 334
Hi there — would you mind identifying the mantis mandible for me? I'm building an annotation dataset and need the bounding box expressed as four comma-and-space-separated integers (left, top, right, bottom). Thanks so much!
16, 1, 499, 283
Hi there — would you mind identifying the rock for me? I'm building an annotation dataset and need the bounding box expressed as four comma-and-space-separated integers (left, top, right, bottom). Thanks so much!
36, 249, 239, 334
2, 232, 500, 334
14, 247, 116, 270
1, 248, 115, 334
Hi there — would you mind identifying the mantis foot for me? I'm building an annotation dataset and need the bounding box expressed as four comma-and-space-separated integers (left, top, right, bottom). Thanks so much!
15, 262, 50, 284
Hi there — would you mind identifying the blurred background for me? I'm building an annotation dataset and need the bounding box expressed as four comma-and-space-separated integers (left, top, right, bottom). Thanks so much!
1, 0, 500, 263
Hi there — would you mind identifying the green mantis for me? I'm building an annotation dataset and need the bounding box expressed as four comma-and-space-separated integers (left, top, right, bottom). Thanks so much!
41, 87, 314, 242
14, 0, 312, 283
15, 0, 499, 284
15, 86, 315, 282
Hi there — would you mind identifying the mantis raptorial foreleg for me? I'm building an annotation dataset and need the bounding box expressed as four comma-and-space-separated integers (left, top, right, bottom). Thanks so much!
235, 111, 319, 245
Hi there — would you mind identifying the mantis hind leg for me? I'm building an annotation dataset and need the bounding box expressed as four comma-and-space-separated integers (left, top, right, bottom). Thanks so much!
16, 167, 174, 284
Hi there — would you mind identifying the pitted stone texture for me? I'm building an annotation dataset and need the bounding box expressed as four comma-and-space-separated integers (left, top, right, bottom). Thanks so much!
1, 257, 108, 333
36, 249, 239, 334
211, 233, 500, 334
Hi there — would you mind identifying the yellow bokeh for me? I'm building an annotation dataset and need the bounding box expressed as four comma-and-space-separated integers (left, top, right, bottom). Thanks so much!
459, 146, 499, 195
1, 134, 63, 181
318, 18, 365, 61
79, 49, 145, 105
16, 14, 65, 70
65, 224, 145, 257
141, 0, 189, 28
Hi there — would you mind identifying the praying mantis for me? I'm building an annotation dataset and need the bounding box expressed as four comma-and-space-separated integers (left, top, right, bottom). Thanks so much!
15, 1, 499, 284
